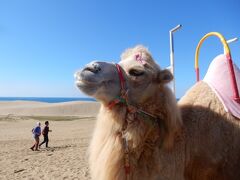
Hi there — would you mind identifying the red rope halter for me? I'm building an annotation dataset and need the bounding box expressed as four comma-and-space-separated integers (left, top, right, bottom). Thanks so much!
107, 64, 127, 109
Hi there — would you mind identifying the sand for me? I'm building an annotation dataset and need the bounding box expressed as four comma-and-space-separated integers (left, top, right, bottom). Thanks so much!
0, 101, 101, 180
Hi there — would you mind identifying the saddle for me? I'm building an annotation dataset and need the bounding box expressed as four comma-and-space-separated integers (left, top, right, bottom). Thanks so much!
203, 54, 240, 119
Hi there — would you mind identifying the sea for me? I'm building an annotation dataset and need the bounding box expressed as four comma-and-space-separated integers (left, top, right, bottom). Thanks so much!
0, 97, 96, 103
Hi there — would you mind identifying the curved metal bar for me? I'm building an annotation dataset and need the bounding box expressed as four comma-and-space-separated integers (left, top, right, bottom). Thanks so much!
195, 32, 240, 103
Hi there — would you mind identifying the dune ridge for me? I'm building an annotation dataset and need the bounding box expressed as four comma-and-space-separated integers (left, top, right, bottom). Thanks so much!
0, 101, 100, 117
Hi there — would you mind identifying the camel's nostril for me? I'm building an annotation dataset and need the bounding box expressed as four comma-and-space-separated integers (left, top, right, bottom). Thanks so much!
92, 62, 101, 72
84, 63, 101, 73
83, 67, 97, 73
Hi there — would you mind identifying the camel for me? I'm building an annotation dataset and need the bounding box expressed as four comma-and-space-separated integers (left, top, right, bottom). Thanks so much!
75, 45, 240, 180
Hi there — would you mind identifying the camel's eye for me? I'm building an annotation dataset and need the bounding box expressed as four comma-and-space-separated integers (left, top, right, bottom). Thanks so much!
129, 69, 145, 76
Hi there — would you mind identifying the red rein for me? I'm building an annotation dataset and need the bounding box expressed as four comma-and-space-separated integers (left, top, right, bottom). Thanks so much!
107, 64, 126, 109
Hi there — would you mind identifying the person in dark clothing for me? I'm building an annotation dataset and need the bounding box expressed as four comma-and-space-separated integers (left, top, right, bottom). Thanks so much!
30, 122, 41, 151
39, 121, 52, 148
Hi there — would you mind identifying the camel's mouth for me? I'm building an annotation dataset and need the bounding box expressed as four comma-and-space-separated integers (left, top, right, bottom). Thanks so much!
75, 64, 100, 83
75, 61, 119, 87
75, 71, 102, 88
75, 67, 106, 96
75, 78, 99, 87
75, 78, 100, 96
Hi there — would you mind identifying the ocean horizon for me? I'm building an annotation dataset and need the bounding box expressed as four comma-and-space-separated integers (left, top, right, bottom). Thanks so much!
0, 97, 96, 103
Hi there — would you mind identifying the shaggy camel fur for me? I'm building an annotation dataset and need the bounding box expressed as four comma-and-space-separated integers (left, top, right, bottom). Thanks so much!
75, 46, 240, 180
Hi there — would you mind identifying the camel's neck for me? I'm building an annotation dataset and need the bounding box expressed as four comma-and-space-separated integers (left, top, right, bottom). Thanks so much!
90, 87, 182, 180
95, 103, 166, 179
100, 95, 167, 151
105, 86, 182, 150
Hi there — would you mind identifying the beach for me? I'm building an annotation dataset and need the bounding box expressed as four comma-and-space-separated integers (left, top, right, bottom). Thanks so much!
0, 101, 100, 180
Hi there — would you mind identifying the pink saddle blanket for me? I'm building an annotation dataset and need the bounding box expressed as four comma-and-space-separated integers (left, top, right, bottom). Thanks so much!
203, 54, 240, 119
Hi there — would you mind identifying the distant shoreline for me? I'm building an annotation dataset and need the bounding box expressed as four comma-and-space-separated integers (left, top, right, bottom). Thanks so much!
0, 97, 96, 103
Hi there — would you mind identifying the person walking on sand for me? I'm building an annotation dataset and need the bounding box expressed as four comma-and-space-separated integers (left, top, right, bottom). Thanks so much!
39, 121, 52, 148
30, 122, 41, 151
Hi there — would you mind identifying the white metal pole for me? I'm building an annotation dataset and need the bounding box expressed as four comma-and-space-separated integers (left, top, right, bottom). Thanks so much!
227, 37, 238, 44
169, 24, 182, 96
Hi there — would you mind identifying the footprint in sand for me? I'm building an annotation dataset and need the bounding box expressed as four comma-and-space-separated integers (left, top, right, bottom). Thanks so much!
14, 169, 25, 173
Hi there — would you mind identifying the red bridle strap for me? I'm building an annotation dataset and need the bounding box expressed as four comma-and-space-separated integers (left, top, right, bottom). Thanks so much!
115, 64, 125, 93
107, 64, 127, 109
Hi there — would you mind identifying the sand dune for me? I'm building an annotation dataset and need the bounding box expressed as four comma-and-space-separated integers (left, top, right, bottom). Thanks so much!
0, 101, 101, 180
0, 101, 100, 117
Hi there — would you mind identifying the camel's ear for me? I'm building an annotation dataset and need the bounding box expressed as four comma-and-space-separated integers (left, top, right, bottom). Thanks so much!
157, 69, 173, 84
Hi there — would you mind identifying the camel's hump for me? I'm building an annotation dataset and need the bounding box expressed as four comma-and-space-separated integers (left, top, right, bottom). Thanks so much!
203, 54, 240, 119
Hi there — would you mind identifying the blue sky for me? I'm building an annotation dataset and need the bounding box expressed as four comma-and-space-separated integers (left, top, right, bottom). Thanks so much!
0, 0, 239, 98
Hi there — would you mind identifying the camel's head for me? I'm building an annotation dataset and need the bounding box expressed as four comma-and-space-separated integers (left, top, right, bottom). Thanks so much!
75, 61, 121, 103
75, 45, 173, 105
